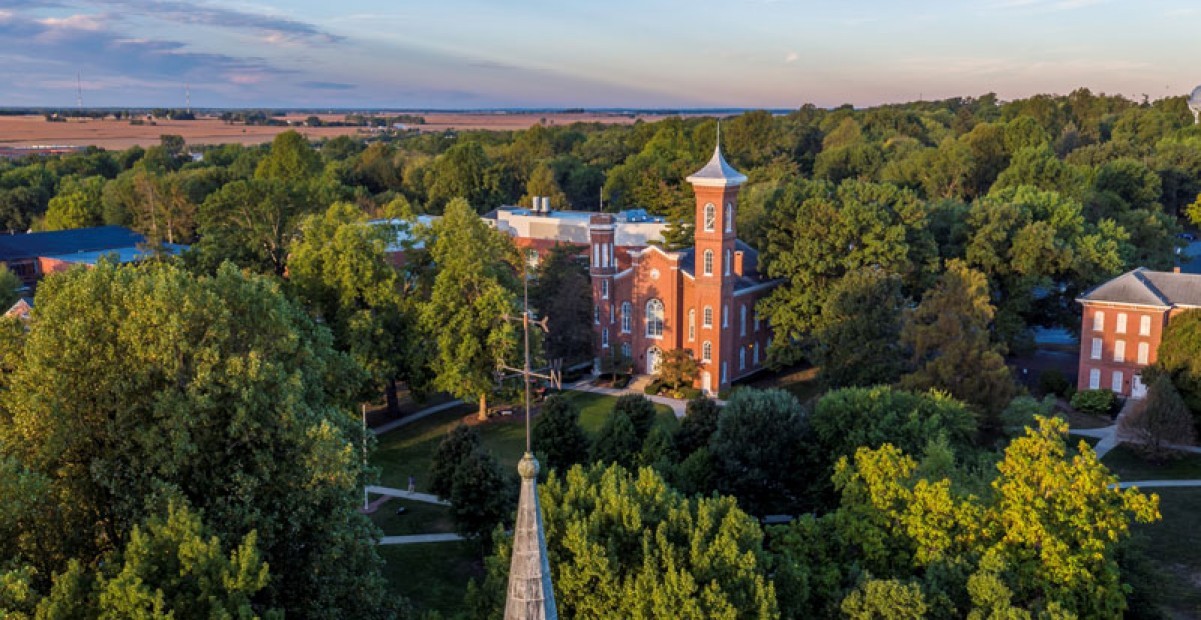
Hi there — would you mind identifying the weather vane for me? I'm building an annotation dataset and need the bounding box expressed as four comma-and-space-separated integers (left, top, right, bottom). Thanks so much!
497, 266, 562, 453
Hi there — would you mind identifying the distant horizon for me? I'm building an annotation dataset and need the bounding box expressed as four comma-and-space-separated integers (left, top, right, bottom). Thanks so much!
1, 1, 1198, 109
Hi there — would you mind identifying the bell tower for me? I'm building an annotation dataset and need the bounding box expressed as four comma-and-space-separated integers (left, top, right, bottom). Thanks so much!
686, 130, 746, 392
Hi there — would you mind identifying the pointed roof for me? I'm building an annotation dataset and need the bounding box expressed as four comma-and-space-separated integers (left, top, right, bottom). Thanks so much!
686, 127, 747, 187
503, 453, 558, 620
1078, 267, 1201, 308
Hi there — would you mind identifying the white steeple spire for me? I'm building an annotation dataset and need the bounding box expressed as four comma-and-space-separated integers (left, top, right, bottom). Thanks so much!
686, 121, 747, 187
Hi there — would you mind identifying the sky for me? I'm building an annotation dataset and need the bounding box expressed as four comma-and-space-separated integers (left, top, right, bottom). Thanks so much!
0, 0, 1197, 109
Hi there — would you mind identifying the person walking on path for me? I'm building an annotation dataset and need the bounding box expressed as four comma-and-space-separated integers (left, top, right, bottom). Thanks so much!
407, 475, 416, 494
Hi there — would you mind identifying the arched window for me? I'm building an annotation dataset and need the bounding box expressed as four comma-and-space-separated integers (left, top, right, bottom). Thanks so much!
601, 328, 609, 348
739, 305, 747, 336
725, 203, 733, 232
645, 299, 664, 338
703, 306, 713, 328
702, 341, 712, 362
739, 347, 746, 370
703, 203, 716, 232
688, 308, 696, 341
620, 302, 632, 333
724, 249, 731, 275
703, 250, 714, 276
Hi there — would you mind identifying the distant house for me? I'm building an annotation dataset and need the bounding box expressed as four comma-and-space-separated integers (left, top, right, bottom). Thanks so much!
1076, 267, 1201, 398
0, 226, 185, 290
4, 297, 32, 320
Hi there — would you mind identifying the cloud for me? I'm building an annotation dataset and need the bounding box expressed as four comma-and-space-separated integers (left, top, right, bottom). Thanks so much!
300, 80, 355, 91
96, 0, 343, 43
785, 51, 798, 63
990, 0, 1104, 11
37, 13, 106, 31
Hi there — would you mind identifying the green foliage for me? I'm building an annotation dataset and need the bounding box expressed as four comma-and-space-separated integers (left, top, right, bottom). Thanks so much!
675, 397, 721, 457
901, 259, 1017, 420
0, 264, 20, 310
710, 388, 808, 515
447, 448, 514, 542
0, 261, 393, 618
590, 411, 640, 468
255, 130, 321, 184
999, 395, 1059, 438
532, 395, 590, 472
474, 463, 780, 619
614, 393, 657, 441
840, 578, 928, 619
520, 163, 569, 209
529, 244, 593, 364
1120, 376, 1196, 459
1154, 308, 1201, 414
41, 174, 105, 230
810, 266, 905, 388
655, 347, 700, 393
420, 198, 519, 418
429, 424, 483, 499
1070, 389, 1118, 416
1037, 369, 1072, 398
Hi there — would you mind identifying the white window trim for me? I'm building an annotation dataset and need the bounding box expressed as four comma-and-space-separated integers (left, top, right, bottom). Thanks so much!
703, 306, 713, 328
1112, 370, 1123, 393
1137, 342, 1149, 365
1116, 313, 1127, 335
1089, 368, 1100, 390
1114, 340, 1126, 364
702, 341, 712, 362
688, 309, 696, 341
601, 279, 609, 299
703, 203, 716, 232
621, 302, 631, 334
1093, 311, 1104, 332
703, 250, 714, 276
739, 305, 746, 337
601, 328, 609, 348
1090, 338, 1102, 360
1139, 315, 1151, 337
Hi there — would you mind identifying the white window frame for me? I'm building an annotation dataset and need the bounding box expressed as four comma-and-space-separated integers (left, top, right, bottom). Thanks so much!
703, 306, 713, 328
645, 299, 664, 338
1089, 368, 1100, 390
1116, 313, 1127, 334
725, 203, 733, 232
1093, 311, 1104, 332
1112, 370, 1123, 393
601, 279, 608, 299
722, 304, 728, 328
601, 328, 609, 348
740, 305, 747, 337
688, 309, 695, 341
1090, 337, 1102, 360
703, 203, 716, 232
702, 341, 712, 362
721, 361, 727, 384
724, 249, 731, 276
621, 302, 631, 333
1137, 342, 1149, 365
594, 305, 600, 325
1139, 315, 1151, 337
703, 250, 714, 276
1114, 340, 1126, 363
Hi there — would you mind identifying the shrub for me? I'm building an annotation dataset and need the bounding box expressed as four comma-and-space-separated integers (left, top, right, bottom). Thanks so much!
644, 379, 663, 396
678, 387, 702, 400
613, 375, 631, 389
1071, 389, 1119, 416
614, 394, 657, 440
1038, 369, 1072, 398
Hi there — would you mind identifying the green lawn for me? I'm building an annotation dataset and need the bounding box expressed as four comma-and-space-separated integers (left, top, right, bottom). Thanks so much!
1129, 488, 1201, 617
371, 391, 676, 493
1101, 445, 1201, 481
368, 498, 455, 536
379, 541, 481, 617
742, 365, 825, 405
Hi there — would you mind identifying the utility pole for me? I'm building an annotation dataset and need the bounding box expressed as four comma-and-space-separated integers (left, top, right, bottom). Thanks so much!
496, 268, 562, 453
362, 403, 369, 511
185, 83, 191, 115
76, 71, 83, 111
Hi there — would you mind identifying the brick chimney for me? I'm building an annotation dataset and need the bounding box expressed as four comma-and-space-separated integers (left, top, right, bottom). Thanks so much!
733, 250, 744, 277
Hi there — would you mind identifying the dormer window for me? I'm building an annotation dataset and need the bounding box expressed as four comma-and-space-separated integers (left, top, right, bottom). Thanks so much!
703, 203, 716, 232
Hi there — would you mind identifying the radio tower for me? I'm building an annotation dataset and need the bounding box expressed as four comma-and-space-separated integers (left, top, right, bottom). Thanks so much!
76, 71, 83, 110
185, 83, 191, 115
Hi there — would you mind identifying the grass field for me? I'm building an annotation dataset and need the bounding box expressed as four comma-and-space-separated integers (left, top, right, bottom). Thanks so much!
1130, 488, 1201, 617
379, 541, 482, 617
370, 391, 676, 491
368, 498, 455, 536
1101, 445, 1201, 481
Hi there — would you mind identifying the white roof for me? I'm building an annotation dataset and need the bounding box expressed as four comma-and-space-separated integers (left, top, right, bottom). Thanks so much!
685, 143, 747, 187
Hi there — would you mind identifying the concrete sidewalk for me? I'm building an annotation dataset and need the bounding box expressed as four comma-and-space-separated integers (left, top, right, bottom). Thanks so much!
379, 533, 464, 545
371, 399, 464, 436
565, 378, 722, 418
366, 485, 450, 507
1117, 479, 1201, 489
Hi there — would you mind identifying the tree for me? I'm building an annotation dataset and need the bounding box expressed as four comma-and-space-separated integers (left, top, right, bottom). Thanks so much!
810, 266, 905, 388
0, 261, 393, 618
840, 579, 927, 620
529, 244, 593, 364
1153, 309, 1201, 416
448, 448, 514, 543
532, 395, 589, 472
419, 198, 519, 419
0, 265, 19, 310
288, 202, 422, 415
709, 388, 808, 515
901, 260, 1017, 422
429, 424, 484, 499
655, 348, 700, 394
470, 463, 780, 619
590, 412, 640, 468
255, 130, 321, 185
192, 178, 316, 275
41, 175, 104, 230
520, 163, 569, 210
613, 393, 657, 441
674, 397, 721, 458
1120, 375, 1196, 459
426, 140, 495, 213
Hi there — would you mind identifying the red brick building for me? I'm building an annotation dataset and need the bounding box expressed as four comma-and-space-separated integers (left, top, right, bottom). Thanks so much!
1076, 267, 1201, 399
588, 143, 778, 394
